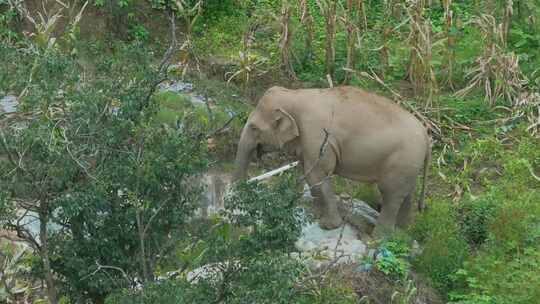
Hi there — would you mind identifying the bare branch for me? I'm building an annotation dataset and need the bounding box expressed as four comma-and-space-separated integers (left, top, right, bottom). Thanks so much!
206, 114, 238, 138
82, 261, 131, 284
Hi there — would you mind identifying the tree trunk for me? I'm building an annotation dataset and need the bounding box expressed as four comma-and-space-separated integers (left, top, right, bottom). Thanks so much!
136, 210, 151, 283
39, 203, 58, 304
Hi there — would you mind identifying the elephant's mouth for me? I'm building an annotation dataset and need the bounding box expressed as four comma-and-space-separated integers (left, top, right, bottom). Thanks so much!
256, 143, 264, 159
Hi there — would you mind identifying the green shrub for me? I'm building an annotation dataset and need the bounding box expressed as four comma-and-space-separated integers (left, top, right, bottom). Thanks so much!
457, 196, 498, 246
371, 235, 413, 282
411, 201, 469, 293
451, 247, 540, 304
107, 175, 356, 303
0, 42, 208, 303
418, 126, 539, 302
221, 175, 306, 254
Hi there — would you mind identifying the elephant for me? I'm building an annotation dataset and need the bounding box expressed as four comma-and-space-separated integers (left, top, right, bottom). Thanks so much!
233, 86, 431, 237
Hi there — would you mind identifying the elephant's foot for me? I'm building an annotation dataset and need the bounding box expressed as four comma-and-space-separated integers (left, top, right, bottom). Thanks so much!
319, 214, 344, 230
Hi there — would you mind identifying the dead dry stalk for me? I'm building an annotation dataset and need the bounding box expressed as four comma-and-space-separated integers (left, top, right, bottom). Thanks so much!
340, 0, 363, 84
173, 0, 203, 79
380, 0, 396, 78
443, 0, 456, 90
316, 0, 338, 77
299, 0, 315, 63
279, 0, 297, 79
502, 0, 513, 47
455, 14, 527, 106
405, 0, 439, 108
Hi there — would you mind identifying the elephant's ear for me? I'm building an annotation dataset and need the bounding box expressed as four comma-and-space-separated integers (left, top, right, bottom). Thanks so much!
274, 108, 299, 147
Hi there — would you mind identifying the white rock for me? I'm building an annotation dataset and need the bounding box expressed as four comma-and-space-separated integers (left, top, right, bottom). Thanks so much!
0, 95, 18, 113
294, 222, 367, 265
187, 261, 241, 284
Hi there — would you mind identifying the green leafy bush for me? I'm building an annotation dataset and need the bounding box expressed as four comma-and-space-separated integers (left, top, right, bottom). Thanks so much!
371, 236, 413, 282
107, 174, 358, 303
457, 197, 498, 246
411, 201, 469, 293
0, 42, 209, 303
222, 177, 306, 253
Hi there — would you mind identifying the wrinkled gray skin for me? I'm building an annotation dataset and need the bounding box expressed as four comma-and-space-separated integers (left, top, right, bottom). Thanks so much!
233, 86, 431, 237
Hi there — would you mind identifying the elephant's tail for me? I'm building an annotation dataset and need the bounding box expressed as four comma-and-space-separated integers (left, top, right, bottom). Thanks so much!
418, 140, 431, 212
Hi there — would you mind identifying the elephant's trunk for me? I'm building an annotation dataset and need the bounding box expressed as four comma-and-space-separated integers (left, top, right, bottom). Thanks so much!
232, 127, 256, 182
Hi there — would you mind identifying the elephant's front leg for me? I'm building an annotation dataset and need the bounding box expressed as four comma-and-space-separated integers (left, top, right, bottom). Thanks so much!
304, 165, 343, 230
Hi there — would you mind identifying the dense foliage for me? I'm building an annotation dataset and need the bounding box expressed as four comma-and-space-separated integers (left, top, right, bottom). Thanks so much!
1, 0, 539, 303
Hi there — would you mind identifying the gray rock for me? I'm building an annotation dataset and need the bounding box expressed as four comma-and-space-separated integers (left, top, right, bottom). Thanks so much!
344, 199, 379, 224
338, 198, 379, 237
0, 95, 18, 113
294, 222, 367, 267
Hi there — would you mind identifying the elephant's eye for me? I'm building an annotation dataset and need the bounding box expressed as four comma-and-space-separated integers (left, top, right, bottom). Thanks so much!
249, 124, 259, 131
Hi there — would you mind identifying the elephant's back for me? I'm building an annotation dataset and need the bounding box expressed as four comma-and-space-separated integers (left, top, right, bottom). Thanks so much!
305, 86, 423, 133
275, 85, 427, 143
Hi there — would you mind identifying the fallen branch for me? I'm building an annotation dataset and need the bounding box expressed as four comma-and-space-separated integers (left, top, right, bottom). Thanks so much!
248, 161, 299, 183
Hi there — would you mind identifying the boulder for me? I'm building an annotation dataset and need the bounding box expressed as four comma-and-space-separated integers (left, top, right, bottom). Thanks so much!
294, 222, 367, 268
338, 198, 379, 238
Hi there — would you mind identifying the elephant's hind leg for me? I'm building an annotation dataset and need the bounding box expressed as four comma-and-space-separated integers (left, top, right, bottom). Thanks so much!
396, 192, 414, 228
373, 175, 416, 237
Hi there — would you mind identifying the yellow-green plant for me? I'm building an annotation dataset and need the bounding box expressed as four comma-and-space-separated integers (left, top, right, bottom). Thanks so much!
455, 14, 528, 106
8, 0, 89, 98
226, 50, 268, 92
171, 0, 203, 79
339, 0, 363, 84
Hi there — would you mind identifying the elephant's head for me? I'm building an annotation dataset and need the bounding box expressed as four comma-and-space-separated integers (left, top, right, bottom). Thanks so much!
232, 100, 299, 181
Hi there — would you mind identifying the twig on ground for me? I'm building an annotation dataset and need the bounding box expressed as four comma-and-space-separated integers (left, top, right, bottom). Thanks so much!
333, 223, 346, 260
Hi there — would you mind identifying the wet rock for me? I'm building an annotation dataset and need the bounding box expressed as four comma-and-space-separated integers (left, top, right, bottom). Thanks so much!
339, 198, 379, 236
